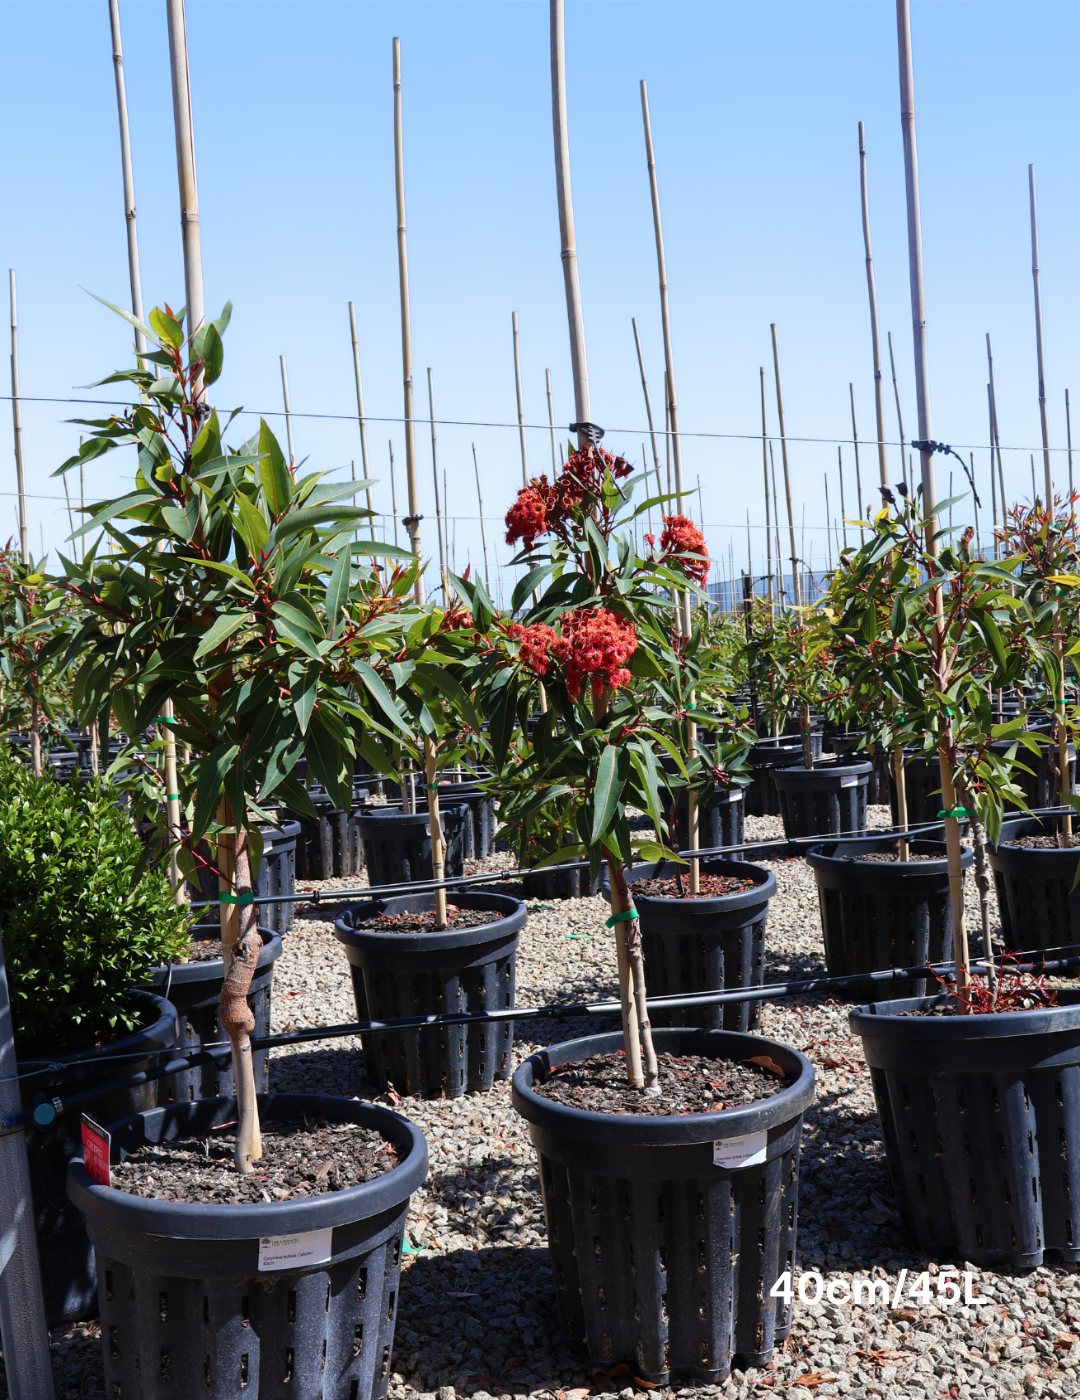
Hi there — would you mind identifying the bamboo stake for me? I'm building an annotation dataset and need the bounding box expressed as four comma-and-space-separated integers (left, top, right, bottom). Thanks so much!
108, 0, 150, 374
988, 385, 999, 558
632, 317, 664, 486
759, 368, 773, 602
279, 356, 296, 465
472, 444, 492, 597
896, 0, 966, 997
347, 302, 377, 544
388, 441, 400, 548
392, 37, 424, 610
770, 443, 785, 611
970, 453, 981, 558
550, 0, 591, 436
988, 338, 1008, 521
824, 476, 833, 571
426, 369, 448, 597
546, 369, 558, 474
838, 445, 849, 548
1068, 389, 1074, 499
1032, 455, 1038, 505
80, 444, 86, 565
1029, 165, 1054, 504
165, 0, 205, 378
850, 385, 866, 541
512, 312, 529, 486
8, 269, 38, 779
887, 331, 907, 475
858, 122, 889, 488
770, 324, 801, 606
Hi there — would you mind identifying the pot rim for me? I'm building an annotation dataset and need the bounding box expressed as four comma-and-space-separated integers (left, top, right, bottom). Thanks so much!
850, 987, 1080, 1040
806, 835, 971, 874
602, 859, 776, 914
334, 888, 526, 953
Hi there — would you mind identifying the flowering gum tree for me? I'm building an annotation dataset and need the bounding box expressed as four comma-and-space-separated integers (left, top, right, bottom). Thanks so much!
469, 442, 720, 1094
44, 299, 416, 1169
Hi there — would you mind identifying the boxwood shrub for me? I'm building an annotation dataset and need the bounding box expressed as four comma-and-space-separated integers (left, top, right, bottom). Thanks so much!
0, 750, 189, 1051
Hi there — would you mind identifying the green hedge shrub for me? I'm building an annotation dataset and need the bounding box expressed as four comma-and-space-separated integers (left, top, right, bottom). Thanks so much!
0, 750, 189, 1051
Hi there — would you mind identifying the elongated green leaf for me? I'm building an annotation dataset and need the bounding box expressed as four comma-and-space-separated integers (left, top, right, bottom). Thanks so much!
193, 323, 224, 385
272, 597, 322, 637
324, 545, 351, 636
234, 493, 270, 557
272, 504, 370, 545
305, 710, 352, 811
85, 289, 158, 346
273, 773, 319, 820
194, 611, 250, 661
355, 661, 410, 732
289, 661, 319, 734
69, 491, 159, 540
258, 420, 292, 519
590, 744, 627, 845
191, 743, 240, 840
149, 306, 184, 348
272, 613, 323, 661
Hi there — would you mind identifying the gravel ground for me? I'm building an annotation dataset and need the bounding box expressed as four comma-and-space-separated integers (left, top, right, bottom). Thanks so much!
16, 806, 1080, 1400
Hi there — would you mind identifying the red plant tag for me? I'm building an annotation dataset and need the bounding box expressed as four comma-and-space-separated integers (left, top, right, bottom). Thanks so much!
81, 1114, 111, 1188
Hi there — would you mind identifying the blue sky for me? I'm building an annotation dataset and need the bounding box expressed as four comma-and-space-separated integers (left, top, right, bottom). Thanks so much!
2, 0, 1079, 592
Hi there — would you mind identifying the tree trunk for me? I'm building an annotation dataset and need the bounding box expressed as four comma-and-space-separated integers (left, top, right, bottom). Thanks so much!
424, 738, 447, 929
892, 743, 909, 861
801, 702, 814, 770
938, 751, 972, 1009
219, 825, 262, 1173
954, 779, 998, 1006
607, 859, 659, 1094
30, 696, 41, 778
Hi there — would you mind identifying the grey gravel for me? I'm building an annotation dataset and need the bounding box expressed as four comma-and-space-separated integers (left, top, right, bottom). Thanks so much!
12, 805, 1078, 1400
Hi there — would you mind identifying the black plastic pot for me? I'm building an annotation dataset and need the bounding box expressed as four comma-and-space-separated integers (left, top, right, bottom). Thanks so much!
522, 862, 598, 900
887, 753, 944, 828
851, 989, 1080, 1266
67, 1093, 428, 1400
139, 928, 282, 1105
293, 794, 361, 881
987, 811, 1080, 956
806, 836, 971, 1000
352, 805, 467, 887
610, 860, 775, 1033
186, 821, 300, 933
434, 782, 495, 860
773, 762, 871, 839
335, 891, 526, 1098
668, 786, 746, 853
512, 1027, 814, 1384
744, 743, 808, 818
17, 991, 178, 1326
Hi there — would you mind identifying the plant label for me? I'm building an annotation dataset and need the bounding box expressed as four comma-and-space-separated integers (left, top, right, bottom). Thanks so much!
728, 790, 743, 803
258, 1227, 334, 1273
80, 1114, 112, 1188
840, 776, 858, 787
713, 1130, 768, 1169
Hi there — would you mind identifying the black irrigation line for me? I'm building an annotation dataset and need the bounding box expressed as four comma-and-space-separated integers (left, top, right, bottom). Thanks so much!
15, 942, 1080, 1135
186, 815, 973, 913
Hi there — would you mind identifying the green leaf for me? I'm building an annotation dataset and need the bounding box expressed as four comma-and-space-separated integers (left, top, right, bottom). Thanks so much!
289, 661, 319, 735
590, 744, 628, 845
305, 710, 352, 812
194, 611, 250, 661
272, 596, 322, 637
324, 545, 351, 636
191, 744, 240, 840
192, 323, 224, 385
258, 420, 292, 519
354, 661, 410, 733
149, 305, 185, 349
273, 773, 319, 820
234, 493, 270, 557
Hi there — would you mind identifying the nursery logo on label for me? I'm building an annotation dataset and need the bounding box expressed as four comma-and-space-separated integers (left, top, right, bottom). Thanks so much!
771, 1268, 988, 1309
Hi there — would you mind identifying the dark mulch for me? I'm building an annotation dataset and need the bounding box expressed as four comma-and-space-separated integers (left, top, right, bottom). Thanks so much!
110, 1120, 398, 1204
361, 906, 501, 933
533, 1050, 789, 1115
844, 851, 942, 863
634, 873, 758, 899
179, 938, 225, 963
1004, 835, 1080, 850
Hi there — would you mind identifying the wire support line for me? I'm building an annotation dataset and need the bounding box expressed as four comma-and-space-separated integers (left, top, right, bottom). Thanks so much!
3, 393, 1077, 459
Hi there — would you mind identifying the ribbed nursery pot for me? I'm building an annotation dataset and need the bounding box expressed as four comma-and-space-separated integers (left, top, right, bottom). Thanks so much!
335, 891, 525, 1097
67, 1094, 428, 1400
988, 812, 1080, 956
772, 762, 871, 839
851, 991, 1080, 1267
805, 837, 971, 1000
512, 1028, 814, 1384
351, 805, 467, 887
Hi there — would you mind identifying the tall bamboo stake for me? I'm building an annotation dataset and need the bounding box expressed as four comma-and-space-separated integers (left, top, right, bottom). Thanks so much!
512, 312, 529, 486
896, 0, 969, 994
759, 368, 773, 602
550, 0, 590, 437
824, 476, 834, 571
8, 270, 37, 779
111, 0, 181, 895
347, 303, 378, 545
887, 331, 907, 474
393, 40, 424, 606
388, 441, 400, 548
279, 356, 296, 464
1067, 389, 1074, 499
837, 445, 849, 548
472, 444, 492, 597
859, 122, 889, 488
850, 386, 866, 542
1029, 165, 1054, 504
166, 0, 205, 380
632, 317, 664, 486
770, 443, 785, 612
989, 387, 999, 559
546, 369, 558, 474
970, 453, 981, 557
770, 324, 801, 607
426, 368, 448, 596
987, 335, 1008, 520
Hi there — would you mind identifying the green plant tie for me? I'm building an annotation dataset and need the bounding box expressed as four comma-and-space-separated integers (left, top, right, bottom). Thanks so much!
218, 891, 254, 906
937, 807, 973, 819
605, 908, 639, 927
165, 793, 180, 801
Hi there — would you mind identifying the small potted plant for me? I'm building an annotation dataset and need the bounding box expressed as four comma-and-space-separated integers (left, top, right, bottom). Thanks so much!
474, 442, 814, 1384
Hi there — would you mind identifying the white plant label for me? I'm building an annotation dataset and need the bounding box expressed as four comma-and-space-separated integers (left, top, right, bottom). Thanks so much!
840, 776, 858, 787
713, 1130, 768, 1169
727, 790, 743, 803
258, 1227, 333, 1272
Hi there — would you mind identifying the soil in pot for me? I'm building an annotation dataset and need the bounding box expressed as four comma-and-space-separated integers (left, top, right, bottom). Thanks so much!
512, 1028, 815, 1385
533, 1049, 790, 1114
360, 906, 500, 933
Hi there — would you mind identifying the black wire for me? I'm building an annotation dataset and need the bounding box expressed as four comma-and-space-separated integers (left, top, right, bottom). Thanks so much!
911, 439, 983, 510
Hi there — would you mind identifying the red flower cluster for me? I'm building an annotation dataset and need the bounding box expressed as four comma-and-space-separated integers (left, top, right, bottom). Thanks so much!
551, 607, 637, 700
507, 621, 557, 675
504, 446, 634, 550
645, 513, 710, 586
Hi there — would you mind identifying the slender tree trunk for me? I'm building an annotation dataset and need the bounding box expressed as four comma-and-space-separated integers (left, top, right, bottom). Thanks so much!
938, 754, 971, 1005
953, 778, 998, 1004
219, 825, 262, 1172
606, 858, 658, 1094
423, 741, 447, 929
893, 742, 910, 861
